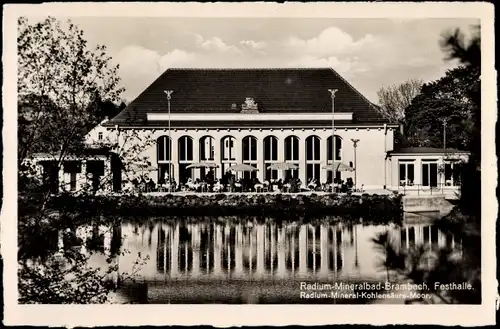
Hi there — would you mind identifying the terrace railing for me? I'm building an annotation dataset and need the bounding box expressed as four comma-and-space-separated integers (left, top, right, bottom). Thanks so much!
397, 183, 461, 197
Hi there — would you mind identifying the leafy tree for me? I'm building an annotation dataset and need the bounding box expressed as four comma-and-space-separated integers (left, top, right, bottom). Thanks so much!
17, 17, 154, 304
404, 65, 480, 151
17, 16, 123, 165
376, 78, 423, 129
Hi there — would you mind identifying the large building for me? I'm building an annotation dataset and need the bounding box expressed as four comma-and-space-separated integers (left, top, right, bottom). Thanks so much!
35, 67, 466, 194
96, 68, 398, 190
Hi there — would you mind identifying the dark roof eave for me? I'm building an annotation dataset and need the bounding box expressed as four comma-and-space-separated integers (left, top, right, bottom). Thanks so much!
102, 121, 397, 129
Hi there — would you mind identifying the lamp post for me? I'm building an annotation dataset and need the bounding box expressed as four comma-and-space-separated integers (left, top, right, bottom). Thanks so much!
440, 118, 447, 150
328, 89, 338, 190
351, 139, 359, 191
164, 90, 173, 191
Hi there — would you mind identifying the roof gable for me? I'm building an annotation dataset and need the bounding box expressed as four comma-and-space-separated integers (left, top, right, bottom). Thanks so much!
107, 68, 389, 126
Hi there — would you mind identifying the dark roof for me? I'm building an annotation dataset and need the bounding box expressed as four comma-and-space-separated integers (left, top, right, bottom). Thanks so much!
388, 147, 468, 155
105, 68, 389, 127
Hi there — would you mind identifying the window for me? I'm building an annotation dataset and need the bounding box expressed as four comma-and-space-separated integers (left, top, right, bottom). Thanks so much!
242, 136, 258, 180
178, 136, 194, 183
221, 136, 236, 161
422, 160, 438, 187
98, 132, 103, 141
284, 136, 299, 179
306, 136, 321, 182
327, 135, 342, 162
178, 136, 194, 162
242, 136, 258, 162
399, 160, 415, 186
264, 136, 279, 181
444, 161, 461, 186
199, 136, 215, 161
157, 136, 172, 162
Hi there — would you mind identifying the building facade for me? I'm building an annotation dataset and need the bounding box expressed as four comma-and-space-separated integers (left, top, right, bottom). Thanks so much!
101, 68, 398, 190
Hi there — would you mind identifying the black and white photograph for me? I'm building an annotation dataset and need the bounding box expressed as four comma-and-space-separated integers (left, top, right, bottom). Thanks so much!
2, 2, 496, 327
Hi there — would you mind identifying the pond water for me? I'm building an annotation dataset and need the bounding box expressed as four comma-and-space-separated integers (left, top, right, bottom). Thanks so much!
84, 213, 460, 304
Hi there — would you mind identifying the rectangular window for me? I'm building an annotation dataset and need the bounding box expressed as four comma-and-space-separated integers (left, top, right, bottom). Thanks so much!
399, 161, 415, 186
444, 162, 461, 186
422, 162, 438, 187
70, 172, 77, 191
98, 132, 103, 140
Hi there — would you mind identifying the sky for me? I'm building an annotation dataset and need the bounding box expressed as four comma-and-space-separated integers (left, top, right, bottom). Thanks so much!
49, 17, 478, 104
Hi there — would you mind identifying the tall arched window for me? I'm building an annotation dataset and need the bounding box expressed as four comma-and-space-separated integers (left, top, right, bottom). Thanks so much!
327, 135, 342, 162
284, 135, 300, 179
199, 136, 215, 161
264, 136, 278, 181
327, 135, 343, 183
221, 136, 237, 175
199, 136, 215, 180
242, 136, 257, 180
157, 136, 173, 184
178, 136, 194, 184
306, 135, 321, 182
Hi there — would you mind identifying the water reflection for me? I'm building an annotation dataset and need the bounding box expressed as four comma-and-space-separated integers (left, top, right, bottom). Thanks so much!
110, 219, 461, 282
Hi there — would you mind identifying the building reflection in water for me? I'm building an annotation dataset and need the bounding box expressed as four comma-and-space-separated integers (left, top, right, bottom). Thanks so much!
120, 220, 462, 281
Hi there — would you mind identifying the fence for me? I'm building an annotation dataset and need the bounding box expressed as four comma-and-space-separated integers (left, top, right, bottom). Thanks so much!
397, 183, 461, 197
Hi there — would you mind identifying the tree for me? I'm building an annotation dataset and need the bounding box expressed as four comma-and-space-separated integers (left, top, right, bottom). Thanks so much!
376, 78, 423, 129
17, 17, 154, 304
17, 17, 123, 165
403, 65, 480, 151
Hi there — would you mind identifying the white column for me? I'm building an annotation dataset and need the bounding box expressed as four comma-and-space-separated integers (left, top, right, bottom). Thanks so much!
406, 227, 410, 249
192, 225, 200, 277
312, 227, 317, 273
320, 136, 328, 184
214, 225, 222, 275
235, 136, 243, 179
249, 228, 254, 275
277, 137, 285, 180
214, 136, 222, 179
333, 228, 337, 274
270, 225, 276, 275
299, 225, 308, 275
101, 225, 112, 256
163, 225, 167, 276
76, 226, 88, 256
299, 136, 307, 188
171, 137, 180, 185
320, 225, 328, 275
78, 160, 87, 191
277, 227, 286, 278
235, 225, 244, 275
437, 230, 445, 248
340, 227, 345, 271
415, 158, 423, 186
170, 224, 179, 277
58, 230, 65, 252
291, 230, 296, 274
256, 225, 265, 276
428, 226, 432, 249
58, 162, 65, 192
257, 137, 265, 183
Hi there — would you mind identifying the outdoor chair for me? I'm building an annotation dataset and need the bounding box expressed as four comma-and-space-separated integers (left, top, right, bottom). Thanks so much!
254, 183, 264, 192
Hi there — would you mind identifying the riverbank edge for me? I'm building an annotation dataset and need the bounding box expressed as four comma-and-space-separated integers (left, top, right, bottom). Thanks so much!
39, 192, 404, 223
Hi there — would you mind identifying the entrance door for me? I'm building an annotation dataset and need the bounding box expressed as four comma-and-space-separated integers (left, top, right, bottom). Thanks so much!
422, 162, 438, 187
